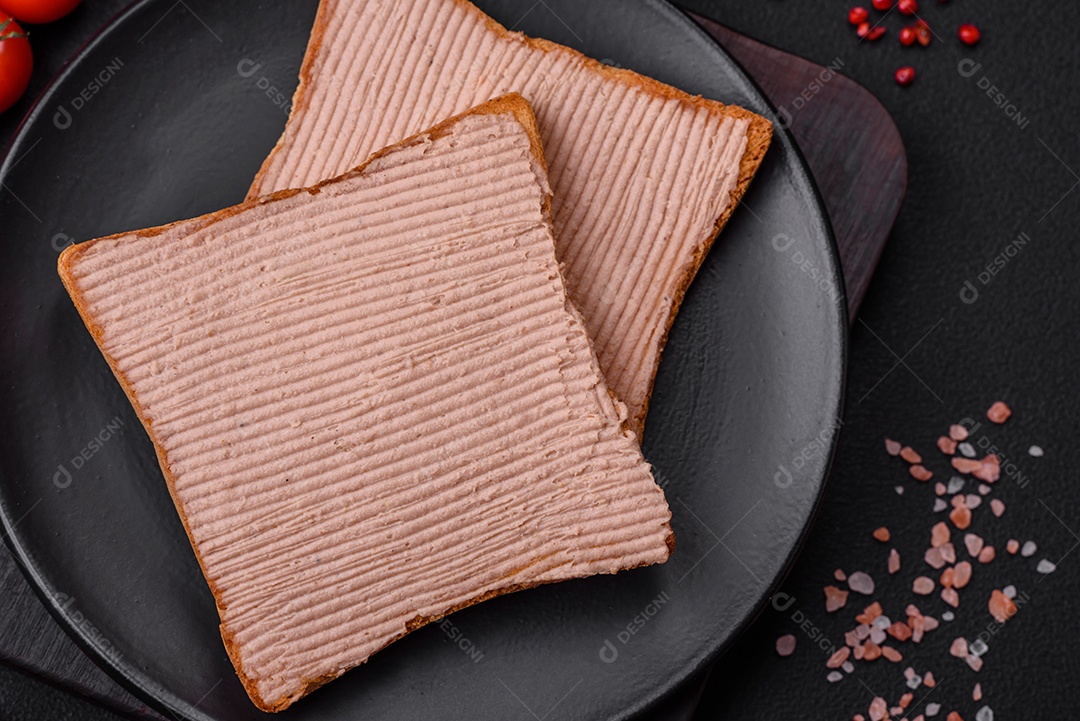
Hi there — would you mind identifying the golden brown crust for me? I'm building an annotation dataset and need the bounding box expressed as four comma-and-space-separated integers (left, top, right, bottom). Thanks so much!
246, 0, 773, 438
59, 92, 673, 713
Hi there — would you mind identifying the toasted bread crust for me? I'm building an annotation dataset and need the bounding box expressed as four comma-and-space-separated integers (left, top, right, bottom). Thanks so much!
59, 93, 674, 713
247, 0, 772, 437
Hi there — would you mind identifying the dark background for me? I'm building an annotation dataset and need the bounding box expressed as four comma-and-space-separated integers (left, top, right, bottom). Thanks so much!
1, 1, 1077, 719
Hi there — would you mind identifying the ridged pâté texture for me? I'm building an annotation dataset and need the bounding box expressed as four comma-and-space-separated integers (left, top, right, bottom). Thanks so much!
250, 0, 773, 434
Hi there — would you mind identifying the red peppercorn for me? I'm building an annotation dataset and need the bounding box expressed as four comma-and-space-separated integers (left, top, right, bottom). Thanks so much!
857, 21, 871, 37
872, 0, 893, 10
898, 0, 918, 14
895, 66, 916, 86
866, 26, 886, 41
849, 6, 869, 25
958, 23, 981, 45
915, 19, 933, 46
899, 26, 917, 46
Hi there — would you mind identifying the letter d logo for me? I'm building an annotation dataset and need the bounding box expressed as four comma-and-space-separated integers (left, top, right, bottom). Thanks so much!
54, 464, 72, 489
599, 639, 618, 664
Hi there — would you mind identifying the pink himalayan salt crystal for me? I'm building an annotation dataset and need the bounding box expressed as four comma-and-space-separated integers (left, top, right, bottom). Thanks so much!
935, 482, 947, 496
941, 587, 960, 607
973, 456, 1001, 483
1007, 539, 1020, 554
910, 464, 933, 481
966, 494, 982, 509
931, 522, 951, 547
978, 546, 996, 563
889, 548, 901, 574
924, 670, 937, 687
937, 436, 957, 455
922, 615, 940, 632
825, 585, 849, 612
869, 696, 888, 721
940, 542, 957, 564
776, 634, 797, 656
900, 446, 922, 463
978, 484, 992, 495
848, 571, 875, 595
885, 438, 902, 456
987, 401, 1012, 424
966, 653, 984, 672
913, 576, 935, 594
949, 424, 969, 441
953, 561, 973, 588
925, 546, 947, 569
952, 457, 982, 474
826, 646, 851, 668
990, 499, 1005, 517
964, 533, 984, 557
835, 568, 847, 581
973, 683, 982, 701
950, 637, 969, 657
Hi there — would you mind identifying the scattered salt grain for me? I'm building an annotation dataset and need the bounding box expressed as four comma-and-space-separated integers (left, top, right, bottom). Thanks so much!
941, 587, 960, 607
973, 682, 982, 701
964, 533, 984, 557
1006, 539, 1020, 554
827, 670, 843, 682
889, 548, 901, 574
949, 637, 968, 657
1003, 585, 1016, 599
942, 611, 955, 621
896, 485, 906, 495
940, 542, 957, 564
834, 568, 846, 581
958, 442, 976, 458
967, 653, 984, 671
949, 424, 969, 441
970, 639, 988, 657
990, 499, 1005, 517
825, 585, 849, 612
1028, 445, 1043, 457
947, 476, 965, 494
926, 702, 941, 716
913, 576, 935, 594
842, 660, 854, 673
906, 675, 922, 689
937, 436, 957, 455
873, 615, 892, 630
870, 627, 886, 645
987, 401, 1011, 424
931, 522, 951, 547
910, 464, 934, 481
988, 589, 1018, 623
885, 438, 902, 456
975, 707, 994, 721
1021, 540, 1037, 557
1037, 559, 1057, 574
900, 446, 922, 464
775, 634, 796, 656
873, 527, 891, 542
978, 546, 996, 563
869, 697, 888, 721
935, 481, 947, 496
826, 647, 851, 668
966, 494, 982, 509
933, 498, 948, 512
848, 571, 875, 595
978, 484, 992, 495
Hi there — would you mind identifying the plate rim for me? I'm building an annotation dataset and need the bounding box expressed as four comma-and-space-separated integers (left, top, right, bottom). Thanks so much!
0, 1, 849, 719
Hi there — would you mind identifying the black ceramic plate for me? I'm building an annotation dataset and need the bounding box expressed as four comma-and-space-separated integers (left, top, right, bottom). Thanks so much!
0, 1, 846, 719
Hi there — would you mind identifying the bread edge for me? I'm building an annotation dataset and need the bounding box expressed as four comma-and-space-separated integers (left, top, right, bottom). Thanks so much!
58, 92, 674, 713
245, 0, 773, 437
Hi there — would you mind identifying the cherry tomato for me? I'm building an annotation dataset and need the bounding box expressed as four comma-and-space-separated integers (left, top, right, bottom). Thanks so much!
0, 0, 80, 25
0, 12, 32, 114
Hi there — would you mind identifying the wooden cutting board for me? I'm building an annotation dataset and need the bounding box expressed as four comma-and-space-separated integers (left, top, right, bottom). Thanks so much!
0, 10, 905, 721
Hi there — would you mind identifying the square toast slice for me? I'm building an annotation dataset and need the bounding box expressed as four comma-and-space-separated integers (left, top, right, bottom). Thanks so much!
249, 0, 774, 434
58, 95, 673, 712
